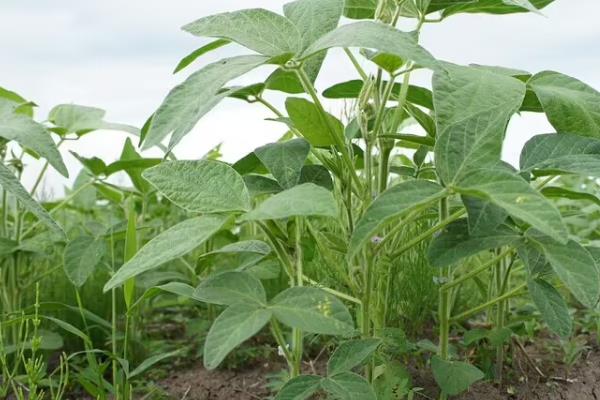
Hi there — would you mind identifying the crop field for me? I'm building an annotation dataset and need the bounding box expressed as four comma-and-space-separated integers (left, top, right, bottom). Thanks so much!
2, 0, 600, 399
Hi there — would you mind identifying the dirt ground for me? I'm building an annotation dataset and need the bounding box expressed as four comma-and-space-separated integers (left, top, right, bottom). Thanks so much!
159, 340, 600, 400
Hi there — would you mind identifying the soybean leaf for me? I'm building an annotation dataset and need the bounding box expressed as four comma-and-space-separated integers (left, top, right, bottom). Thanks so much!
129, 349, 182, 379
63, 236, 106, 288
520, 134, 600, 177
321, 372, 377, 400
267, 0, 344, 93
433, 64, 525, 184
0, 164, 65, 238
327, 338, 382, 376
453, 167, 567, 244
204, 303, 272, 369
373, 361, 413, 400
431, 356, 484, 396
442, 0, 554, 17
541, 187, 600, 207
344, 0, 377, 19
518, 243, 552, 277
275, 375, 323, 400
173, 39, 230, 74
116, 138, 151, 192
322, 80, 434, 110
349, 180, 445, 260
143, 160, 251, 213
104, 215, 228, 291
204, 240, 271, 257
254, 139, 310, 189
0, 109, 68, 177
48, 104, 105, 136
299, 165, 334, 190
301, 21, 438, 70
0, 86, 34, 117
528, 278, 572, 338
182, 9, 302, 57
428, 219, 522, 268
247, 259, 281, 280
526, 231, 600, 308
194, 271, 266, 306
285, 98, 342, 147
269, 287, 354, 335
529, 71, 600, 138
244, 175, 283, 196
462, 196, 508, 236
242, 183, 338, 221
142, 55, 269, 151
131, 282, 198, 310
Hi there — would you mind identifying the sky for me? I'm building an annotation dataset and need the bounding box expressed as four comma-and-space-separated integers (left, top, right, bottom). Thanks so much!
1, 0, 599, 196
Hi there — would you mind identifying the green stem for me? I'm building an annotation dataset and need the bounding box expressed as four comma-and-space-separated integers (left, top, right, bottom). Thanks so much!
437, 198, 450, 400
441, 249, 513, 292
343, 48, 368, 81
294, 67, 362, 192
380, 201, 459, 256
291, 217, 304, 378
450, 283, 526, 323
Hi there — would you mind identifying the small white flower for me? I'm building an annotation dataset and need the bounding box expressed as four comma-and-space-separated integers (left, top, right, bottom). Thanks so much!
371, 236, 383, 244
277, 344, 290, 357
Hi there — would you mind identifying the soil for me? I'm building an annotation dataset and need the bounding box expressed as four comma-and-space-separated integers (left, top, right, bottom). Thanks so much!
159, 340, 600, 400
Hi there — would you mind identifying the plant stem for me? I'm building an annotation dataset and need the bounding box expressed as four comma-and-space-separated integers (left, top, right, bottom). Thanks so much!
450, 283, 527, 322
437, 198, 450, 400
441, 249, 513, 292
294, 67, 362, 191
291, 217, 304, 378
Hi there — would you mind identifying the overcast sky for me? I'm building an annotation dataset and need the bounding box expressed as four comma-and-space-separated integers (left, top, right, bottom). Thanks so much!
1, 0, 599, 196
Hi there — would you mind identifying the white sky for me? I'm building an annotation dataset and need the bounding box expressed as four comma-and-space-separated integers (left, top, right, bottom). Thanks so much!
1, 0, 599, 196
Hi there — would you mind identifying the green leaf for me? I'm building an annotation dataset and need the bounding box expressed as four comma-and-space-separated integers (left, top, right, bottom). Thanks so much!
453, 167, 567, 243
254, 139, 310, 189
529, 71, 600, 139
349, 180, 445, 260
327, 339, 381, 376
526, 231, 600, 308
104, 215, 228, 291
131, 282, 198, 311
194, 271, 267, 306
302, 21, 438, 70
242, 183, 338, 221
129, 349, 182, 379
431, 356, 484, 396
299, 165, 334, 191
528, 278, 572, 338
321, 372, 377, 400
442, 0, 554, 17
204, 240, 271, 257
285, 98, 341, 147
142, 160, 251, 213
428, 219, 522, 268
520, 134, 600, 178
244, 175, 283, 196
48, 104, 105, 135
204, 303, 272, 369
541, 187, 600, 207
433, 64, 525, 184
115, 138, 150, 192
517, 243, 552, 277
142, 55, 268, 151
275, 375, 323, 400
0, 109, 68, 177
266, 0, 343, 94
0, 86, 34, 117
343, 0, 377, 19
270, 287, 354, 335
173, 39, 230, 74
322, 80, 434, 110
462, 196, 508, 236
182, 9, 302, 57
63, 235, 106, 288
0, 163, 65, 238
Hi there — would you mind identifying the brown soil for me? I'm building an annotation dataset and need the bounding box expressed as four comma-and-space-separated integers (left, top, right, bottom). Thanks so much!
160, 342, 600, 400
